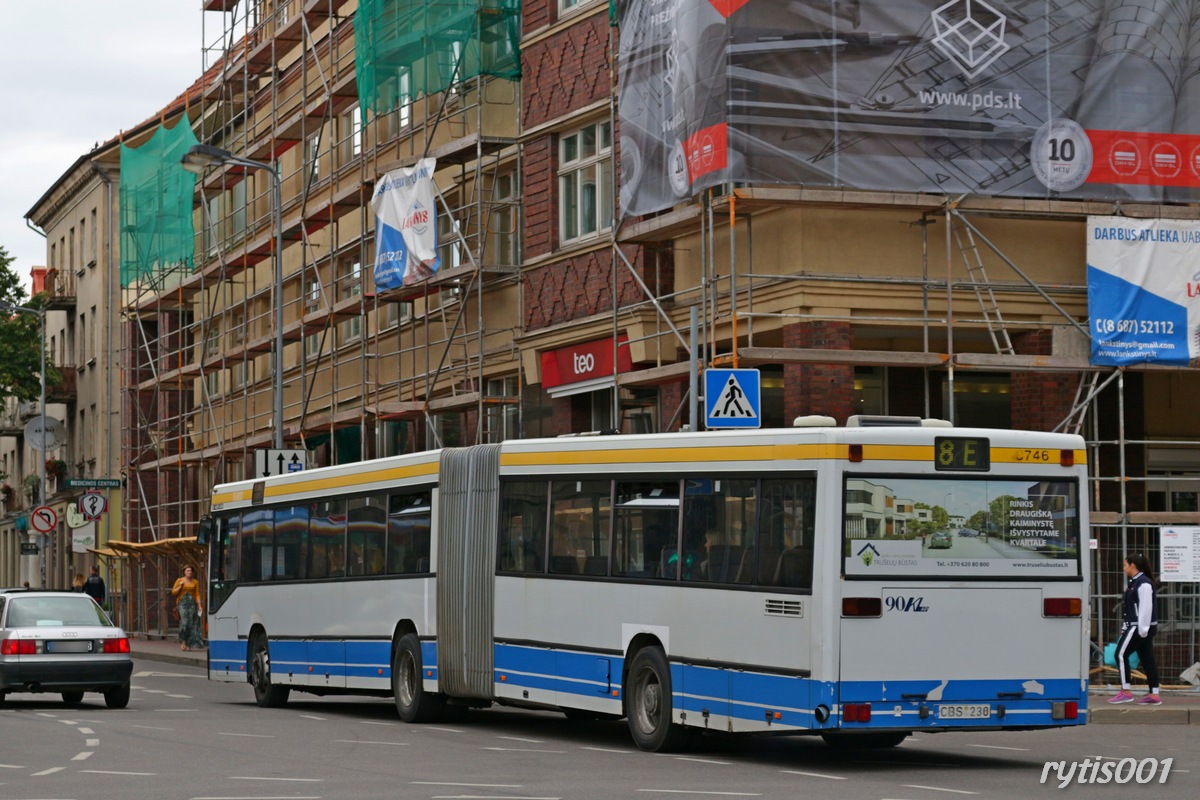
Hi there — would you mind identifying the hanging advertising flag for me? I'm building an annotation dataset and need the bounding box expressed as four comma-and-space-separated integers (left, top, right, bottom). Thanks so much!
372, 158, 440, 290
1087, 216, 1200, 366
618, 1, 1200, 216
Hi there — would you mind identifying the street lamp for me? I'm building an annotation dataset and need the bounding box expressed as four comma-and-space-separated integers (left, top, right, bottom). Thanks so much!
181, 144, 285, 449
0, 300, 47, 586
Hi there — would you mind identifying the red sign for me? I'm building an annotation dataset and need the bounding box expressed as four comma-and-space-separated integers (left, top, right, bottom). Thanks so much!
541, 336, 633, 390
1086, 129, 1200, 187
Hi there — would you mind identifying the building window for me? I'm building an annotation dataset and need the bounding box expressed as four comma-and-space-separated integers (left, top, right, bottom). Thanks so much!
307, 134, 321, 182
338, 258, 362, 345
69, 227, 76, 269
204, 324, 221, 360
231, 360, 251, 390
486, 376, 519, 443
491, 171, 516, 266
231, 311, 246, 347
90, 208, 97, 264
304, 332, 322, 360
343, 104, 362, 162
559, 0, 600, 15
306, 277, 321, 313
559, 120, 613, 244
204, 369, 221, 398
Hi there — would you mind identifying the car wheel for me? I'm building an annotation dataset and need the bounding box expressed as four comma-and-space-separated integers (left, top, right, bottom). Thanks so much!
250, 632, 290, 708
392, 633, 444, 723
104, 683, 131, 709
821, 731, 909, 749
625, 646, 689, 752
61, 691, 85, 705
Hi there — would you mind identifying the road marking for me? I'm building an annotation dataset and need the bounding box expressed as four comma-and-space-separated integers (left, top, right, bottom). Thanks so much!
359, 720, 394, 726
229, 777, 323, 782
32, 766, 65, 776
780, 770, 846, 780
637, 791, 762, 796
131, 725, 173, 731
580, 746, 635, 754
497, 735, 544, 744
77, 728, 94, 735
481, 747, 566, 754
85, 739, 99, 747
411, 783, 523, 788
166, 694, 192, 699
80, 769, 157, 776
333, 740, 409, 746
429, 796, 558, 800
219, 732, 275, 738
141, 689, 168, 694
426, 727, 464, 733
72, 752, 93, 761
966, 743, 1029, 751
36, 713, 58, 718
901, 786, 979, 795
60, 720, 79, 726
0, 764, 25, 769
192, 796, 322, 800
135, 670, 204, 678
674, 757, 731, 766
299, 714, 326, 721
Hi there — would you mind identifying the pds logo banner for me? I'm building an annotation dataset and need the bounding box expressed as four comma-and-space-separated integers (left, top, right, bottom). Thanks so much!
372, 158, 440, 291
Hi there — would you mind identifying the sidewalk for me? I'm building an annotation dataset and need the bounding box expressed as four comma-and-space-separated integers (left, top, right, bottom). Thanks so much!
130, 636, 208, 669
128, 636, 1199, 725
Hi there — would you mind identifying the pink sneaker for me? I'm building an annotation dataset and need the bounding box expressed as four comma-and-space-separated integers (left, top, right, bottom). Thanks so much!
1136, 694, 1162, 705
1107, 690, 1135, 704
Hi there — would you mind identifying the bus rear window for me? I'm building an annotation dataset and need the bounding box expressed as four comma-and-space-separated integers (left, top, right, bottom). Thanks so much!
843, 476, 1081, 579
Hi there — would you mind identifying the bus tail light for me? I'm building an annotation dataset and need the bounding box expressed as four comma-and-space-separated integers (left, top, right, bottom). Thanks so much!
842, 597, 882, 617
1, 639, 36, 655
843, 702, 871, 722
1060, 449, 1075, 467
1065, 701, 1078, 719
1043, 598, 1081, 617
102, 638, 131, 654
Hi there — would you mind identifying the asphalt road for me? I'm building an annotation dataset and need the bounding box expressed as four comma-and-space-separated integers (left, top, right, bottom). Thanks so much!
1, 656, 1197, 800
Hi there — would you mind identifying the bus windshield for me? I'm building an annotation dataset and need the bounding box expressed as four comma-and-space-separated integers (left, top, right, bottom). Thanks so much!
843, 475, 1081, 579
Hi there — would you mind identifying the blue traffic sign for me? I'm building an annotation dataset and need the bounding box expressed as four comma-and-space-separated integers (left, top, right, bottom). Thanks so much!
705, 368, 761, 429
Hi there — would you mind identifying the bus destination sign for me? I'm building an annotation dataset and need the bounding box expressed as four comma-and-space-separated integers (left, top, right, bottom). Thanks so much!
933, 437, 990, 472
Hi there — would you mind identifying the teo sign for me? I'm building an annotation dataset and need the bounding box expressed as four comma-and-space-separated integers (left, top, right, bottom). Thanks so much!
541, 335, 633, 390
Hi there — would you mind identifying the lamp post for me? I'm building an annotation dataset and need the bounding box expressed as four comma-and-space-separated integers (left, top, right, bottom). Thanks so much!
1, 300, 47, 586
181, 144, 285, 449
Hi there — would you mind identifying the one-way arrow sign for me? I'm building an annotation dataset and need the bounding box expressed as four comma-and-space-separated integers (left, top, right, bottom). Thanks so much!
255, 448, 307, 478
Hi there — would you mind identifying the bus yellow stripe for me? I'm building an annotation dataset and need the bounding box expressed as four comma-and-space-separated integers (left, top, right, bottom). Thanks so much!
212, 462, 438, 506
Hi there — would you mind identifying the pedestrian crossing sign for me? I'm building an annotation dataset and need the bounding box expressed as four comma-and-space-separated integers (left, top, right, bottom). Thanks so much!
705, 368, 761, 429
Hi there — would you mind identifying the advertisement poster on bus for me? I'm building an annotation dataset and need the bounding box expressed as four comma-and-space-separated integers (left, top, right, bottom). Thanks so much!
372, 158, 440, 291
843, 477, 1080, 578
618, 0, 1200, 216
1086, 216, 1200, 366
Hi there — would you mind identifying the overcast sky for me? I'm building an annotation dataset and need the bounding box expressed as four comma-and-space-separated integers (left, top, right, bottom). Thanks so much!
0, 1, 207, 292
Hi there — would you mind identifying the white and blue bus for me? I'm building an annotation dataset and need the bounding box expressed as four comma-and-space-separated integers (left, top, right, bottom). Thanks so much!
201, 418, 1089, 751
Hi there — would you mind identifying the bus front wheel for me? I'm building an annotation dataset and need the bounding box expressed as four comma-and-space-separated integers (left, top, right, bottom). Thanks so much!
821, 731, 909, 749
625, 647, 689, 752
393, 633, 445, 723
250, 632, 290, 708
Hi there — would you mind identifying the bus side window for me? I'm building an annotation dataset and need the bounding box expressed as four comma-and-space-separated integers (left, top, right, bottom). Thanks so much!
499, 481, 548, 574
388, 490, 432, 575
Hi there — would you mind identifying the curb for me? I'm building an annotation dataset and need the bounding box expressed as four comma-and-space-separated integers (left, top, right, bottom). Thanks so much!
131, 651, 207, 669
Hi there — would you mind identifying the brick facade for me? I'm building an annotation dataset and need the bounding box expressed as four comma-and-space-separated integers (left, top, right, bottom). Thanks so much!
781, 321, 855, 423
1009, 330, 1081, 432
522, 13, 612, 131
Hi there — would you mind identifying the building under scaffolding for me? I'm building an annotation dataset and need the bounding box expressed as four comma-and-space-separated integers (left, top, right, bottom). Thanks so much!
102, 0, 1200, 682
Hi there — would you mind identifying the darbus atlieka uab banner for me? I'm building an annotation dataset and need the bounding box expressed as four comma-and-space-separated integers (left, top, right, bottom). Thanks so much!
372, 158, 440, 291
1087, 216, 1200, 366
618, 0, 1200, 216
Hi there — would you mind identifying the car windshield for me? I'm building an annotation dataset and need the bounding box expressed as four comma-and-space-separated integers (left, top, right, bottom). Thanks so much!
5, 596, 110, 628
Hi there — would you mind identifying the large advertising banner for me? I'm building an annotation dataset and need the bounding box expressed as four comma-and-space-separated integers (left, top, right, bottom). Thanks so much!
618, 1, 1200, 216
1087, 216, 1200, 366
372, 158, 441, 291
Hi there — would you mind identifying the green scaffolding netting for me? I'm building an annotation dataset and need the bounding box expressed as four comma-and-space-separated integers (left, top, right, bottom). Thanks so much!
356, 0, 522, 116
119, 121, 198, 289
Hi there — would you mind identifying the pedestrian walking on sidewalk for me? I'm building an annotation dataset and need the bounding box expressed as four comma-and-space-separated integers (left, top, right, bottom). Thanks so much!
171, 565, 205, 651
1108, 553, 1161, 705
83, 565, 106, 606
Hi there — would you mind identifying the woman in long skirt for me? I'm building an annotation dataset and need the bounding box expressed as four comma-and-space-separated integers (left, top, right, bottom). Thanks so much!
171, 565, 205, 651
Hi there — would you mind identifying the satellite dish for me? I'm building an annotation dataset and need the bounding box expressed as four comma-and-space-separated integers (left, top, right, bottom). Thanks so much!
24, 415, 66, 452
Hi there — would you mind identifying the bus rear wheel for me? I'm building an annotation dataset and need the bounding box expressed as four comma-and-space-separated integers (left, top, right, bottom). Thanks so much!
250, 632, 290, 708
625, 647, 689, 752
393, 633, 445, 723
821, 731, 909, 749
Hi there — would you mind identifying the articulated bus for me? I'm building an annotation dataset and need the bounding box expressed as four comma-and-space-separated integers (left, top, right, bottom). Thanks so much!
201, 418, 1089, 751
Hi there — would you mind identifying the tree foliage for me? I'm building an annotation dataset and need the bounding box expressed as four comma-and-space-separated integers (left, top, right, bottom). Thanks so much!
0, 245, 57, 403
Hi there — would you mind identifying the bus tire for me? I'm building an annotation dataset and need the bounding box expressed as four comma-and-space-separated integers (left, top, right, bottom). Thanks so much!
392, 633, 444, 723
821, 731, 909, 749
250, 632, 290, 708
625, 647, 689, 752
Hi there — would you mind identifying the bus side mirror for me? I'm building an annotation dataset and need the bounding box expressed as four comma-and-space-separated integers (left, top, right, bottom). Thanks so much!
197, 516, 214, 546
